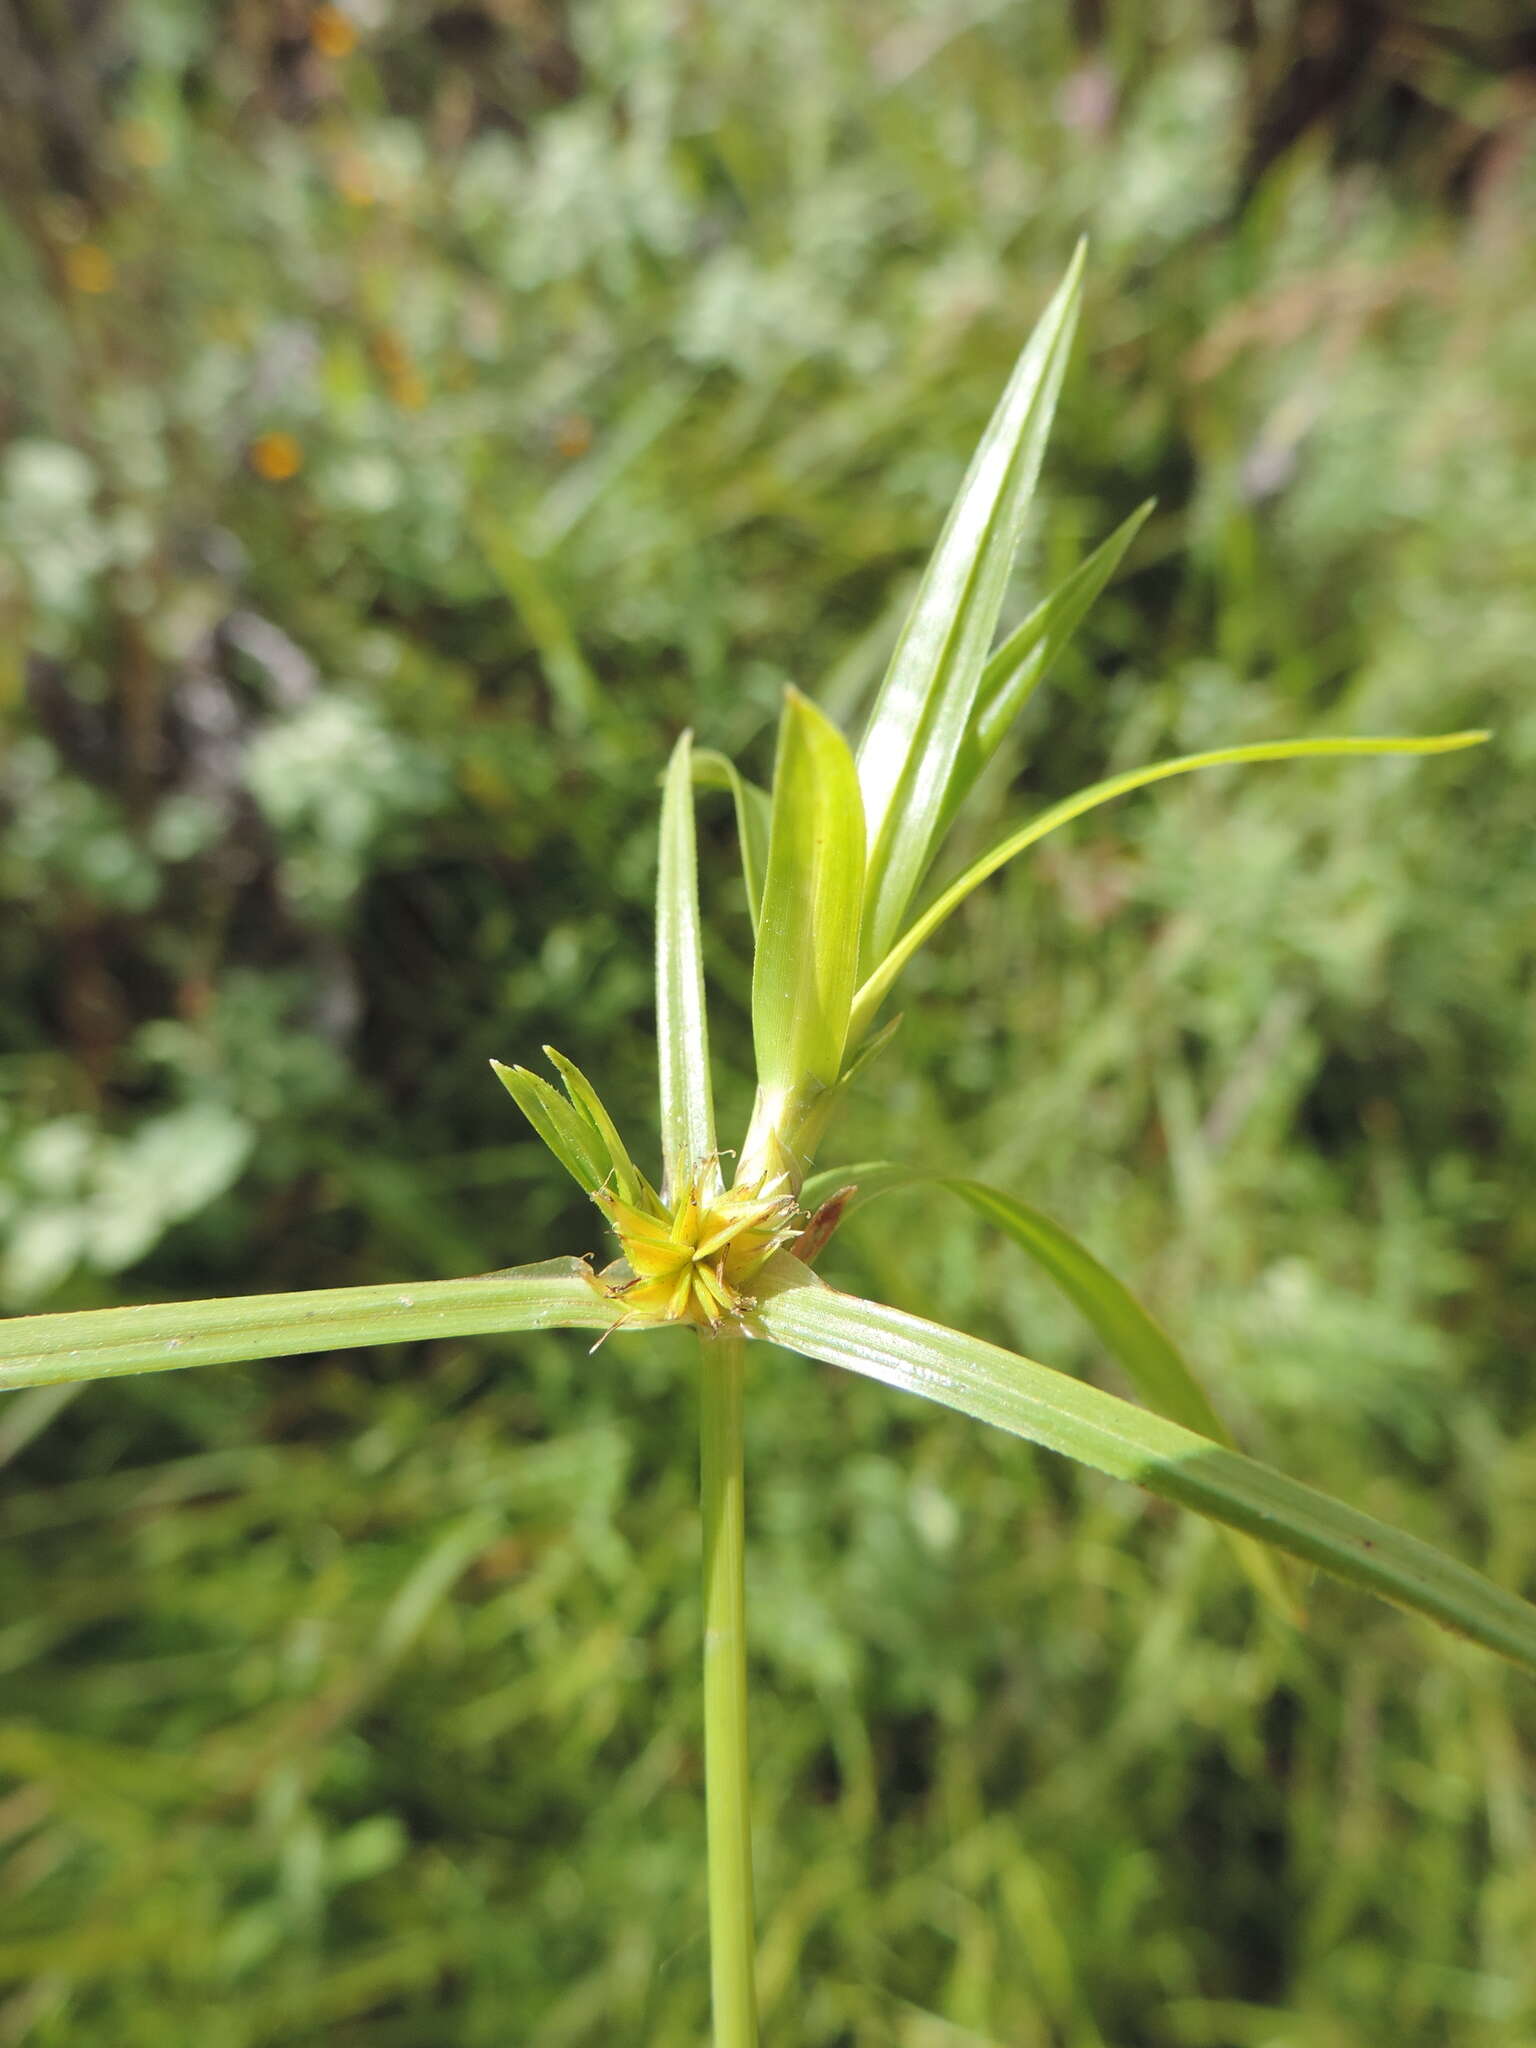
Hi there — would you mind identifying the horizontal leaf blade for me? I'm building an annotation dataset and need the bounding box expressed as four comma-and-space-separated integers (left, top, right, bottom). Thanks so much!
804, 1162, 1229, 1437
850, 730, 1489, 1039
0, 1261, 615, 1393
751, 1268, 1536, 1674
800, 1161, 1296, 1616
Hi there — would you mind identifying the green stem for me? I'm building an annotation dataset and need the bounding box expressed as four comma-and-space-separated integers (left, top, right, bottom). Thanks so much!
699, 1329, 760, 2047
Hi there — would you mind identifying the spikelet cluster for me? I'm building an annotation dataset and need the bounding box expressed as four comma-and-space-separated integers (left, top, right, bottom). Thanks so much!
586, 1165, 799, 1330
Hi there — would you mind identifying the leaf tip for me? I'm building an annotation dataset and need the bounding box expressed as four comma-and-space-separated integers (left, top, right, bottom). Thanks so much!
1411, 728, 1491, 755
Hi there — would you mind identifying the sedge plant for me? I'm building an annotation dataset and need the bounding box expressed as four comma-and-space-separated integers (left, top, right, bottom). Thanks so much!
3, 247, 1531, 2045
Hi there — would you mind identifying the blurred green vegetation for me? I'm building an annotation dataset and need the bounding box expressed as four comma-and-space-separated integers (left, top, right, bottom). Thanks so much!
1, 2, 1534, 2042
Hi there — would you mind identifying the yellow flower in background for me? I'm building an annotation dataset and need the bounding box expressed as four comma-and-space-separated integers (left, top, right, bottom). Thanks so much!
250, 432, 304, 482
310, 5, 358, 59
119, 120, 170, 170
553, 413, 594, 460
371, 332, 428, 411
333, 153, 376, 207
63, 245, 115, 295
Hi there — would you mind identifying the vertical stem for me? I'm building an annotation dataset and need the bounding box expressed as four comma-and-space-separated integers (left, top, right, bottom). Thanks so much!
699, 1329, 759, 2047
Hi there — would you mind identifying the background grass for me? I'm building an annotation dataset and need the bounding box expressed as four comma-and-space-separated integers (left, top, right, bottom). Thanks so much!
1, 2, 1534, 2042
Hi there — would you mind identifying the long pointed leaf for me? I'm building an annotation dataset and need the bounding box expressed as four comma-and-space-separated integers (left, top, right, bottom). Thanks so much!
751, 689, 865, 1133
657, 730, 717, 1201
491, 1061, 609, 1193
542, 1045, 652, 1208
934, 500, 1154, 842
798, 1161, 1296, 1616
750, 1267, 1536, 1674
857, 245, 1085, 970
850, 730, 1488, 1040
0, 1261, 615, 1393
802, 1162, 1229, 1437
470, 513, 598, 728
693, 747, 771, 930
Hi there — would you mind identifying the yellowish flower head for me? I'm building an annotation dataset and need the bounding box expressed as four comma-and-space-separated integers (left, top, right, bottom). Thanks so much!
588, 1164, 798, 1331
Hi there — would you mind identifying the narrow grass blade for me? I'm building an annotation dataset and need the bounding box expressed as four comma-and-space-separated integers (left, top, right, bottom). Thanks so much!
693, 748, 771, 930
934, 500, 1154, 841
857, 245, 1085, 970
541, 1046, 652, 1208
850, 730, 1489, 1039
801, 1162, 1228, 1436
491, 1061, 608, 1193
0, 1261, 615, 1393
470, 513, 598, 728
752, 690, 866, 1108
531, 379, 694, 554
658, 730, 717, 1201
799, 1162, 1296, 1616
751, 1268, 1536, 1675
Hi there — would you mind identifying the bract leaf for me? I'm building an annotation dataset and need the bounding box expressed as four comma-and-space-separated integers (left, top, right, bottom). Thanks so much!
857, 244, 1086, 970
750, 1267, 1536, 1675
0, 1260, 616, 1392
752, 689, 866, 1119
491, 1061, 608, 1193
802, 1163, 1229, 1436
798, 1162, 1296, 1618
542, 1045, 653, 1208
850, 729, 1489, 1040
934, 499, 1154, 841
657, 730, 717, 1201
692, 747, 771, 929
